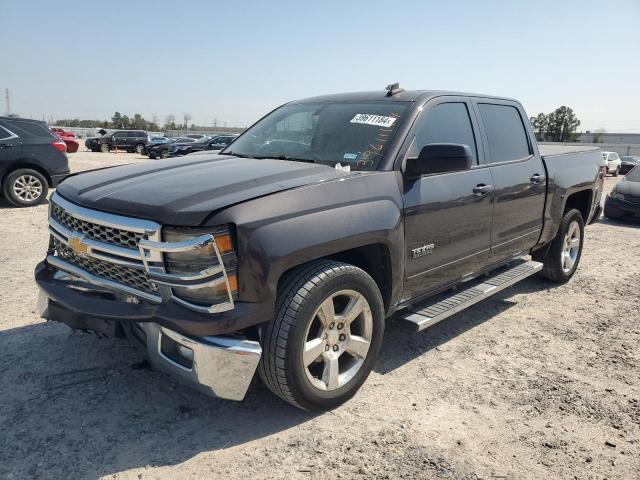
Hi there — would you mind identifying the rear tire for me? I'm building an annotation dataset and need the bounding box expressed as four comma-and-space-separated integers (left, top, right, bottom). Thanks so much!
2, 168, 49, 207
533, 209, 584, 283
160, 150, 169, 159
135, 144, 144, 154
100, 143, 110, 153
258, 260, 384, 411
613, 167, 620, 177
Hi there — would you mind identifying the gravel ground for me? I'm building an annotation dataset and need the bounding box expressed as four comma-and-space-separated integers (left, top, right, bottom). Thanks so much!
0, 150, 638, 480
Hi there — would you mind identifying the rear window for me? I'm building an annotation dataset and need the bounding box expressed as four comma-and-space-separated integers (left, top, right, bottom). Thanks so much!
4, 120, 55, 139
478, 104, 531, 163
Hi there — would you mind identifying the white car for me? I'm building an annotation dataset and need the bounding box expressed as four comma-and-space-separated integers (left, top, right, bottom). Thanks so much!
601, 151, 622, 176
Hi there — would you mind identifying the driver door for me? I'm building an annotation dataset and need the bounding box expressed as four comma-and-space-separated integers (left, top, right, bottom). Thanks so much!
402, 99, 494, 300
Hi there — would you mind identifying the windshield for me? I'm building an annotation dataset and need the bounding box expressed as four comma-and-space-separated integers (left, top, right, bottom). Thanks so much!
626, 165, 640, 181
222, 101, 409, 171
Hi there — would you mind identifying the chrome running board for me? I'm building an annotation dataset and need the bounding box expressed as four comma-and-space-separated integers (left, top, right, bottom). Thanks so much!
400, 260, 543, 332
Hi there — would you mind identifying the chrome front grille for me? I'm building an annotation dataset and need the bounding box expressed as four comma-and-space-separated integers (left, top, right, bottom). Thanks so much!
46, 193, 236, 314
52, 237, 159, 294
51, 203, 146, 249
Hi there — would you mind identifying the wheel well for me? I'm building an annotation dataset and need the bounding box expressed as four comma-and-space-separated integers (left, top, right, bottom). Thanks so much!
1, 163, 53, 189
277, 243, 393, 312
564, 190, 592, 222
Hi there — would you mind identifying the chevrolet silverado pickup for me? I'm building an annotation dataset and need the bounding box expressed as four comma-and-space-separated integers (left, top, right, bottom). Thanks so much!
35, 86, 604, 411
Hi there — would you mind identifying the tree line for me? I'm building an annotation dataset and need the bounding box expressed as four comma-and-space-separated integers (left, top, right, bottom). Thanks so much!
53, 112, 198, 132
529, 106, 581, 142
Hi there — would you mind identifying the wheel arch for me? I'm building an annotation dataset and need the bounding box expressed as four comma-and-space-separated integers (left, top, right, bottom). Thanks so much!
563, 189, 593, 222
1, 162, 53, 189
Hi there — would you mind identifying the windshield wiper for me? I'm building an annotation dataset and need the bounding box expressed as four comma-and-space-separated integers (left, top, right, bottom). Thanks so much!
253, 155, 316, 163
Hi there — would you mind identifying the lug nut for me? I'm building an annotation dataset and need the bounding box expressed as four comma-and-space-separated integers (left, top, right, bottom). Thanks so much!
329, 322, 335, 329
333, 345, 339, 352
325, 344, 330, 351
339, 334, 346, 341
337, 323, 344, 330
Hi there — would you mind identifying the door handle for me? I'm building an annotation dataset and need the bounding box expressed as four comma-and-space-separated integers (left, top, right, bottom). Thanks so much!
473, 184, 493, 196
0, 143, 12, 150
530, 173, 546, 184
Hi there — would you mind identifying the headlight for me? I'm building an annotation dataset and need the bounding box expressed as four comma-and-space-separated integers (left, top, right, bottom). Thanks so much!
610, 191, 625, 201
162, 226, 238, 307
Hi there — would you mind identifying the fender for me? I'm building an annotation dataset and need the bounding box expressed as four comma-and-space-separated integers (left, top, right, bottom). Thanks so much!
209, 171, 405, 309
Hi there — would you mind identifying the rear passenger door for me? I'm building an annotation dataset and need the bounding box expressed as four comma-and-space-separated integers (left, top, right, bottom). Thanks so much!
402, 98, 494, 299
0, 123, 22, 177
473, 101, 546, 263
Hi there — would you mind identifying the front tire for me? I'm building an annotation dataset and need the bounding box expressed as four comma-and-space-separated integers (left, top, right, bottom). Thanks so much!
533, 209, 584, 283
2, 168, 49, 207
258, 260, 384, 411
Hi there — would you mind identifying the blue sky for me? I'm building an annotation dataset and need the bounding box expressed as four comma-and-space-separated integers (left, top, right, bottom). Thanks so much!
2, 0, 639, 131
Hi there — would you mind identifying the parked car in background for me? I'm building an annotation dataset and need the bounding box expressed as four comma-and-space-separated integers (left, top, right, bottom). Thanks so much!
141, 136, 169, 156
85, 130, 149, 153
146, 137, 197, 159
183, 134, 207, 140
601, 151, 622, 176
620, 156, 640, 175
604, 166, 640, 220
0, 116, 69, 207
50, 128, 79, 153
172, 134, 238, 156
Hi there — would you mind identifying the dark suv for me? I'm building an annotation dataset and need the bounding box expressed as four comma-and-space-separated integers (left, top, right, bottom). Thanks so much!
0, 117, 69, 207
87, 130, 149, 154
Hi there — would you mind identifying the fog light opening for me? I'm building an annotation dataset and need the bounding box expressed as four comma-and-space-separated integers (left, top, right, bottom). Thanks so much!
160, 333, 194, 369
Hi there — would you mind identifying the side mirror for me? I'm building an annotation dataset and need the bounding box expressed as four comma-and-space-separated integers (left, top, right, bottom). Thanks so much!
404, 143, 473, 178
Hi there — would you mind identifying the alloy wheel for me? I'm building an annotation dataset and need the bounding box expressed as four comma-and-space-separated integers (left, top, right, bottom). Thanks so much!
13, 174, 43, 202
302, 289, 373, 391
561, 220, 581, 273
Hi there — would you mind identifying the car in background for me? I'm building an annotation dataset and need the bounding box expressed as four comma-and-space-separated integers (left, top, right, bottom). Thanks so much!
169, 135, 237, 156
0, 116, 69, 207
620, 156, 640, 175
146, 137, 197, 159
50, 127, 79, 153
183, 134, 207, 140
140, 136, 169, 156
604, 166, 640, 220
601, 151, 622, 176
85, 130, 149, 153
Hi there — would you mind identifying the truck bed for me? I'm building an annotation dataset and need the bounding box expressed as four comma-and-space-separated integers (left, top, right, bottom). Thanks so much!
538, 144, 600, 158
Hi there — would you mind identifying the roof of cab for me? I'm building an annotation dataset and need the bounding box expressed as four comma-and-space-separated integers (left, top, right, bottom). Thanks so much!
290, 89, 519, 104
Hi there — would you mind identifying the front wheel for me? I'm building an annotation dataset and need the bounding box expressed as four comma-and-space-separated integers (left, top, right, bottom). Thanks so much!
258, 260, 384, 411
160, 150, 169, 159
533, 209, 584, 283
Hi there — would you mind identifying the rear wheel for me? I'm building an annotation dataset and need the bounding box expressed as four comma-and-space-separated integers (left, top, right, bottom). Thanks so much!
160, 150, 169, 159
3, 168, 49, 207
135, 144, 144, 154
100, 143, 110, 153
533, 209, 584, 283
613, 166, 620, 177
258, 260, 384, 411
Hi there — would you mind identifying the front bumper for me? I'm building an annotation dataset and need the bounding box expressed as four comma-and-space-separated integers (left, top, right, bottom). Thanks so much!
38, 289, 262, 401
604, 196, 640, 218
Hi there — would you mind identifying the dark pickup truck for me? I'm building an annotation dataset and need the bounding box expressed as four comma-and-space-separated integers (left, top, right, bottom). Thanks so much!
36, 86, 604, 410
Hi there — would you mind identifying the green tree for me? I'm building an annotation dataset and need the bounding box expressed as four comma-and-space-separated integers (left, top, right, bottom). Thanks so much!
530, 113, 548, 141
545, 106, 581, 142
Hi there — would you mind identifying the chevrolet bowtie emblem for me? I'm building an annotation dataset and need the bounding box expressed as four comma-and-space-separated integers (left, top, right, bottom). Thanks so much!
68, 235, 90, 256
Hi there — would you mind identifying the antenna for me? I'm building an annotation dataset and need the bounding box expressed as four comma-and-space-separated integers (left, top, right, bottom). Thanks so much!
385, 83, 404, 97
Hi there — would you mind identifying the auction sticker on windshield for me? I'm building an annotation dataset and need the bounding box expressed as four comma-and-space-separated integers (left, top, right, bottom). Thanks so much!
350, 114, 397, 128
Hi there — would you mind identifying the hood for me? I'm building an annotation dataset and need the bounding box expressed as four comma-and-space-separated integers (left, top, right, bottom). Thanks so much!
615, 178, 640, 196
56, 154, 349, 225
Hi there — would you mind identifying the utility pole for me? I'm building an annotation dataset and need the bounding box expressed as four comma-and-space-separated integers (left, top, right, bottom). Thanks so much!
4, 88, 10, 116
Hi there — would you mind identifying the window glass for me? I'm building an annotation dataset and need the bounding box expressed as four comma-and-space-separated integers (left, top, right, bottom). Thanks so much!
413, 102, 478, 165
7, 120, 54, 138
0, 126, 14, 140
478, 103, 531, 163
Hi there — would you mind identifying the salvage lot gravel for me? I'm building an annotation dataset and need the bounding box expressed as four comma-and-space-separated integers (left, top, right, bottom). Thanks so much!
1, 151, 638, 480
